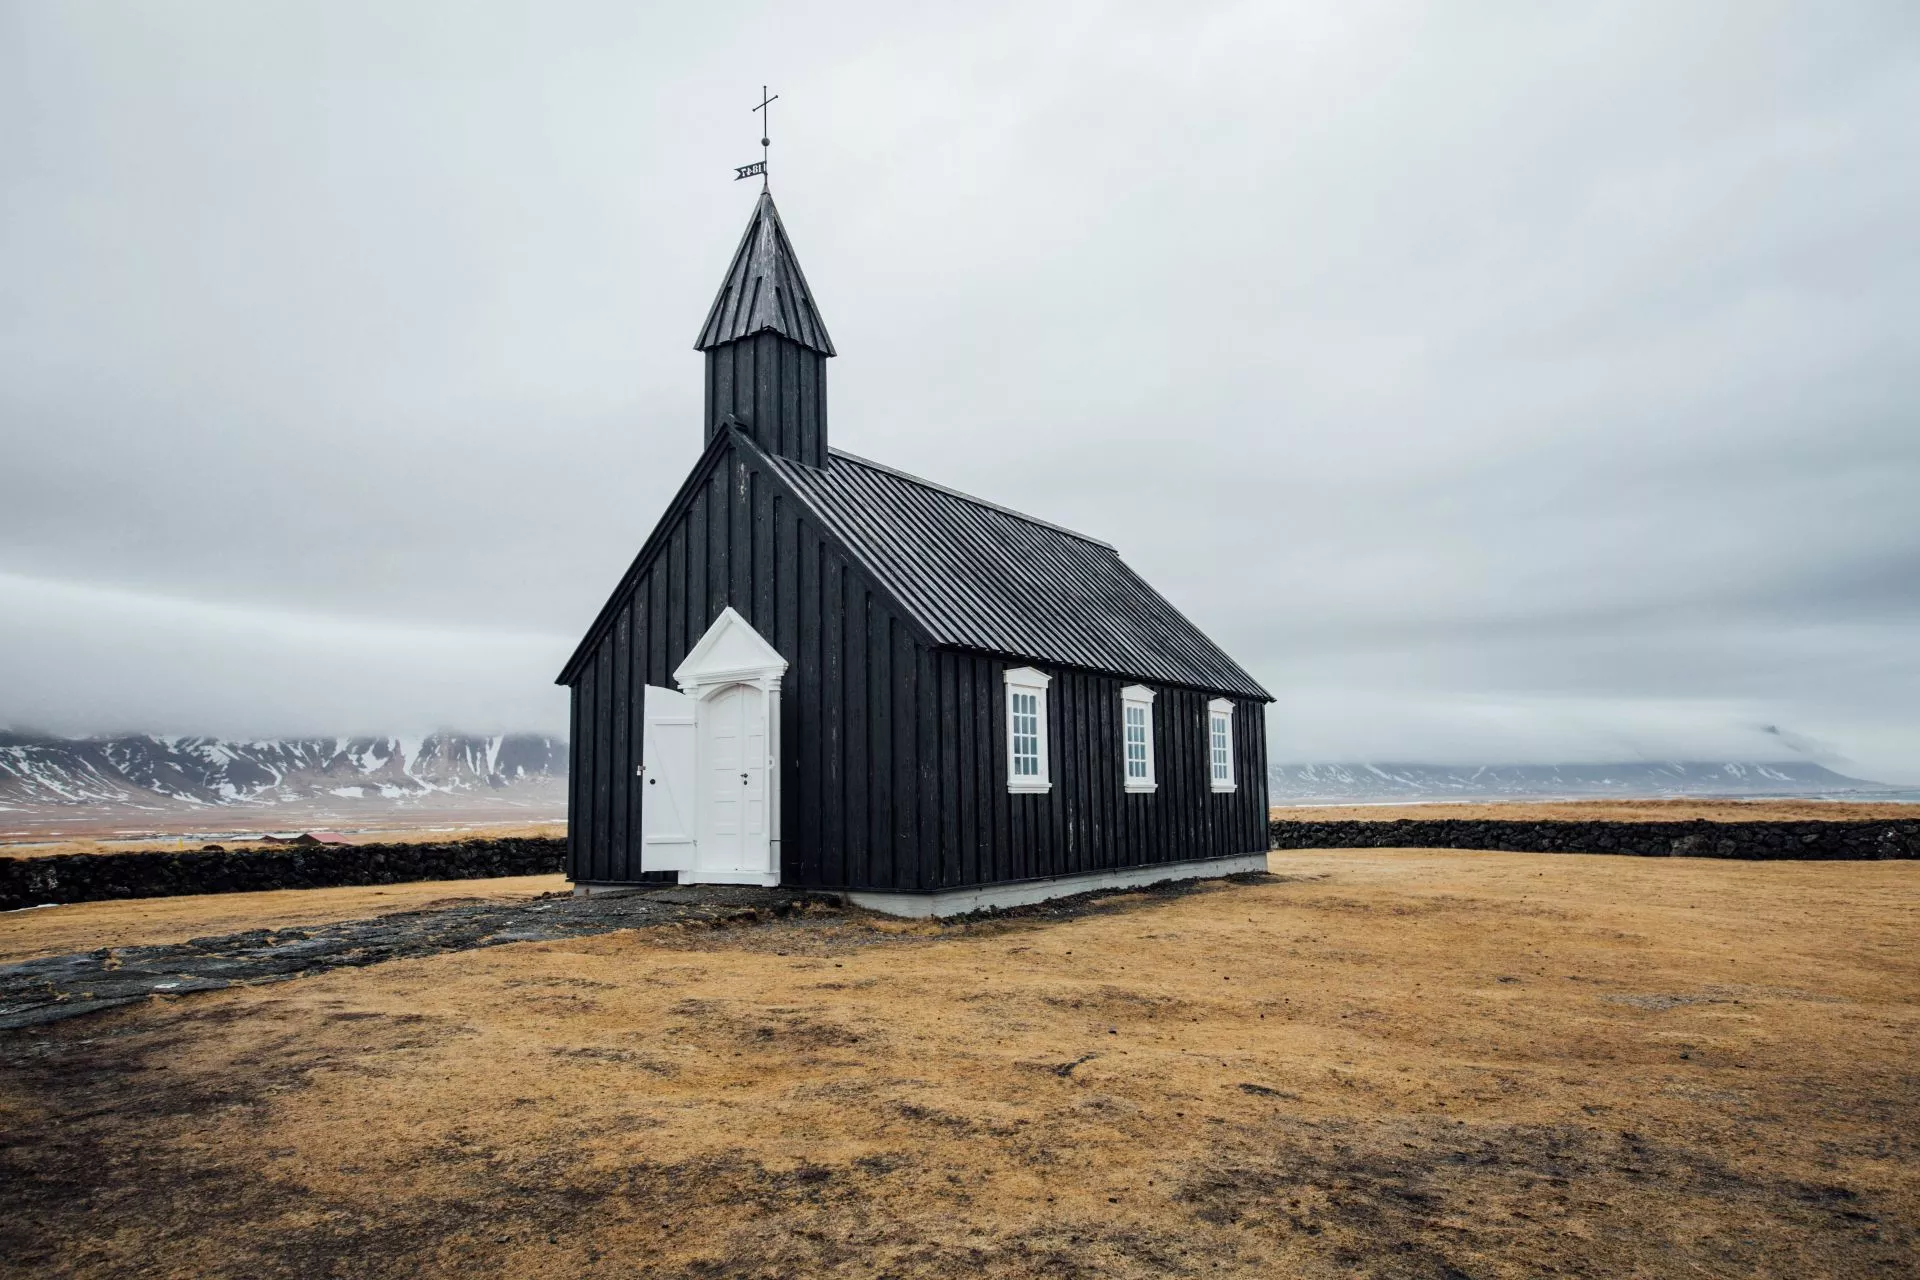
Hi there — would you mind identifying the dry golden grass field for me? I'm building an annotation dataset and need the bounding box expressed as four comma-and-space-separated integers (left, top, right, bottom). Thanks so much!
3, 849, 1916, 1279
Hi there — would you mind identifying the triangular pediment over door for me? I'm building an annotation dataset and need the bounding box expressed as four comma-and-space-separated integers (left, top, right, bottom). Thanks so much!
674, 606, 789, 699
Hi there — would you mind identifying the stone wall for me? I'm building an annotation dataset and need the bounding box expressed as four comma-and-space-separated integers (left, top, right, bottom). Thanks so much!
1268, 819, 1918, 860
9, 820, 1913, 912
1, 838, 567, 912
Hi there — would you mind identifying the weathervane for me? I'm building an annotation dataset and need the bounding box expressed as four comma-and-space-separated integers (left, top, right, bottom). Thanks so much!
734, 86, 777, 190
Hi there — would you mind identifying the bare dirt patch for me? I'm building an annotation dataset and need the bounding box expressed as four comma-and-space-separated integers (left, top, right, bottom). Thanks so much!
2, 851, 1915, 1278
1272, 798, 1920, 823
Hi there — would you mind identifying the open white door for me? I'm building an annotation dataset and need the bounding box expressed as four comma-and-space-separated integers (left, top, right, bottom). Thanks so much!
641, 683, 698, 872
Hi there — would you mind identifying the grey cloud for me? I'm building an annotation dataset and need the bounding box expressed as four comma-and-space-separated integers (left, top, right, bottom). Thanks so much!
2, 1, 1916, 780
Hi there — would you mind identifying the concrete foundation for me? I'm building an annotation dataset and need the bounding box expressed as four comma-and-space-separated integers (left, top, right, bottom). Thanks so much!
844, 852, 1269, 918
570, 883, 649, 899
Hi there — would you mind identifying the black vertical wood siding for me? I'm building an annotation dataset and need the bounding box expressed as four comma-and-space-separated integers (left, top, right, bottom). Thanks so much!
901, 655, 1269, 892
567, 437, 924, 885
567, 436, 1271, 890
703, 333, 827, 468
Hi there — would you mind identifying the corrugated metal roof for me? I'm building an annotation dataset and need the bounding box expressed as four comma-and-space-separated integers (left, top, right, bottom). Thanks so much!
762, 446, 1272, 700
694, 191, 836, 356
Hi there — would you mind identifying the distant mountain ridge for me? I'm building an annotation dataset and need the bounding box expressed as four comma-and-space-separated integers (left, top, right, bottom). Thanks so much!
1269, 761, 1889, 804
3, 736, 1897, 815
0, 732, 565, 813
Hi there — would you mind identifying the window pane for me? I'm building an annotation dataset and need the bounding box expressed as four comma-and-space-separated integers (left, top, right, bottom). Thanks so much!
1124, 704, 1148, 780
1010, 689, 1043, 780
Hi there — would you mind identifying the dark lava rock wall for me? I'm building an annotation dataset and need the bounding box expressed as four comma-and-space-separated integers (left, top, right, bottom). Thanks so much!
1268, 819, 1918, 860
1, 838, 567, 912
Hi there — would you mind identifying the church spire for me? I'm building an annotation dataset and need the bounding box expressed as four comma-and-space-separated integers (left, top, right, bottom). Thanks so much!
696, 193, 834, 467
695, 191, 835, 357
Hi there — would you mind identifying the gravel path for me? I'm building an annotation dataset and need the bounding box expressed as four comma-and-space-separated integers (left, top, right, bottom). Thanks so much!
0, 886, 841, 1031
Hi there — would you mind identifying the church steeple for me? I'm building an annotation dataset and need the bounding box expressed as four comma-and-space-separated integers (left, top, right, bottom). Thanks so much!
695, 192, 834, 467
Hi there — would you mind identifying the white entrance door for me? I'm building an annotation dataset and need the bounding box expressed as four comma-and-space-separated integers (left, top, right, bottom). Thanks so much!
640, 684, 698, 873
698, 682, 769, 874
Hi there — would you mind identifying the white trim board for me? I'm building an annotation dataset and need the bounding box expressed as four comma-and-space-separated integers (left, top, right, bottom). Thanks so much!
845, 852, 1269, 919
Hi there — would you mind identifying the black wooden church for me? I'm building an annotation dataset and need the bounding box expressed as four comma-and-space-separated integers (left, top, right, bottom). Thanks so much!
558, 191, 1272, 914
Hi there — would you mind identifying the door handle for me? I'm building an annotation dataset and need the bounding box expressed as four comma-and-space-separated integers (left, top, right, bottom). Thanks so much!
740, 773, 749, 784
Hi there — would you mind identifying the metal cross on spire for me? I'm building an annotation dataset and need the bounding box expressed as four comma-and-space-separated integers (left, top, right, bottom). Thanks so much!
734, 86, 778, 190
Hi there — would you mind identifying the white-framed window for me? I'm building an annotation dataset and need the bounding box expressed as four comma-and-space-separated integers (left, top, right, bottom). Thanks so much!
1120, 684, 1157, 793
1207, 697, 1236, 792
1004, 666, 1052, 793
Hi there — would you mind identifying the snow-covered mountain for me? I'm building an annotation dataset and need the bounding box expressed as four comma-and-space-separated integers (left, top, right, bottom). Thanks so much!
1269, 761, 1888, 804
5, 734, 1895, 815
0, 732, 565, 812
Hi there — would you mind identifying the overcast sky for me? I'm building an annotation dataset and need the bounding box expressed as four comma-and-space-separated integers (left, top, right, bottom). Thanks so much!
3, 1, 1916, 780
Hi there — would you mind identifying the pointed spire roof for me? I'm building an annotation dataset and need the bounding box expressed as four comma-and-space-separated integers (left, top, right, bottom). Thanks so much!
694, 191, 836, 356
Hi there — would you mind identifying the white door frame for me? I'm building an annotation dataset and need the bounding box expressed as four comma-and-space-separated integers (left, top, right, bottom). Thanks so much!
671, 607, 787, 886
